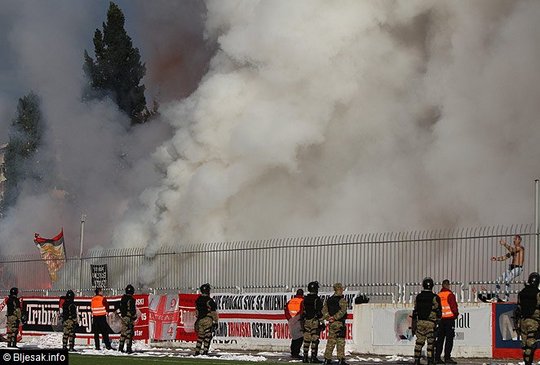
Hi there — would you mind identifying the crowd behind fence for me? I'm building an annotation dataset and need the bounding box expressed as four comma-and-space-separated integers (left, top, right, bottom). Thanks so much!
0, 224, 537, 303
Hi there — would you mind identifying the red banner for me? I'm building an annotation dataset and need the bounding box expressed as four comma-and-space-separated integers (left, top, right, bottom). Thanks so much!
177, 294, 198, 341
132, 294, 149, 340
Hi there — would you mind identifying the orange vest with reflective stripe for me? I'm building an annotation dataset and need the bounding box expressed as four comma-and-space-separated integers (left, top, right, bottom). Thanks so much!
438, 290, 454, 319
287, 297, 303, 317
91, 295, 107, 316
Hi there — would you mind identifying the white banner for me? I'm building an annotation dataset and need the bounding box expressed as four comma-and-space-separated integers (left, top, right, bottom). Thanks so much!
372, 305, 491, 347
212, 292, 356, 348
353, 302, 492, 357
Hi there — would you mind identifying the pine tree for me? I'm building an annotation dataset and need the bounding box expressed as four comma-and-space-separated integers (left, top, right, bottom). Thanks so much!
83, 2, 154, 124
2, 92, 43, 213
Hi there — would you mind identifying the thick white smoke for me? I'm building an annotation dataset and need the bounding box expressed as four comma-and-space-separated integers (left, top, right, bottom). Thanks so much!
1, 0, 540, 259
113, 0, 540, 251
0, 0, 173, 255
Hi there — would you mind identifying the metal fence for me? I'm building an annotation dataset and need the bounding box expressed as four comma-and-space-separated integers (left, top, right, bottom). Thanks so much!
0, 224, 537, 302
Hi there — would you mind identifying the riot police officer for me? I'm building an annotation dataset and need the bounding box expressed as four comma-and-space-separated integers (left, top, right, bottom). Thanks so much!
6, 287, 22, 348
62, 290, 78, 351
118, 284, 137, 354
302, 281, 324, 363
516, 272, 540, 365
412, 277, 442, 365
323, 283, 348, 365
194, 283, 219, 356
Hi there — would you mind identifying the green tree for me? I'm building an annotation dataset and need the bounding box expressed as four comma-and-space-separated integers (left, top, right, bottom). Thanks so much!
2, 92, 43, 213
83, 2, 155, 124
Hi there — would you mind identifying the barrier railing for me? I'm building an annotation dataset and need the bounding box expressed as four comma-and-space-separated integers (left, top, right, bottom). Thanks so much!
0, 224, 535, 303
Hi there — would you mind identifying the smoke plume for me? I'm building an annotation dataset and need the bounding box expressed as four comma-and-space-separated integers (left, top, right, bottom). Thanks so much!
1, 0, 540, 259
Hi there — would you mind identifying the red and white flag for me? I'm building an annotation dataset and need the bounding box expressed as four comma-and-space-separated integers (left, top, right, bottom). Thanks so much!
148, 294, 180, 340
33, 229, 66, 282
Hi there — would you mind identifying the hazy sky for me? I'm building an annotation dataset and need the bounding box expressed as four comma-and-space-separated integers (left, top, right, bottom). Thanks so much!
1, 0, 540, 256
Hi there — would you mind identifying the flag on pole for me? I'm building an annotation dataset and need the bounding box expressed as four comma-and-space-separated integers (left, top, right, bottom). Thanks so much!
34, 229, 66, 282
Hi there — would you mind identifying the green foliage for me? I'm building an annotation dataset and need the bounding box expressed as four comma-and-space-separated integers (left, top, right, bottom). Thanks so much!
83, 2, 156, 124
2, 92, 43, 212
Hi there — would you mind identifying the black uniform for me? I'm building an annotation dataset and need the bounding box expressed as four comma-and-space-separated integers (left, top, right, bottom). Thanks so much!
118, 293, 137, 353
517, 284, 540, 365
412, 290, 442, 365
194, 294, 218, 355
302, 293, 324, 362
62, 298, 78, 350
6, 294, 22, 347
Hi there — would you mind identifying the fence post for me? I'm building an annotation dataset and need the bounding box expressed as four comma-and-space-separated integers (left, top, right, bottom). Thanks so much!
78, 214, 86, 290
534, 179, 540, 272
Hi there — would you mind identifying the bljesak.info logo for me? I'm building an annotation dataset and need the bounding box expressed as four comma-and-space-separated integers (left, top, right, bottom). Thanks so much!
1, 349, 68, 364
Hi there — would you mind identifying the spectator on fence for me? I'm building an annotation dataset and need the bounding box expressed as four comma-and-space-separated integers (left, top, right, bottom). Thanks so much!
62, 290, 78, 351
91, 287, 113, 350
118, 284, 137, 354
412, 277, 441, 365
491, 235, 525, 301
435, 280, 459, 364
194, 283, 219, 356
302, 281, 324, 363
323, 283, 348, 365
285, 288, 304, 360
6, 287, 22, 348
516, 272, 540, 365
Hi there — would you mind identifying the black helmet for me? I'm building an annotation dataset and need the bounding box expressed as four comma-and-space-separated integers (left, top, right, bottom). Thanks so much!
125, 284, 135, 295
422, 277, 434, 290
200, 283, 211, 295
308, 281, 319, 293
66, 290, 75, 300
528, 272, 540, 287
10, 287, 18, 296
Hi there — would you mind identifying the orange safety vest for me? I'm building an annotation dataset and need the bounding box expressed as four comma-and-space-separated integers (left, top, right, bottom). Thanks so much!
438, 290, 455, 319
91, 295, 107, 316
287, 297, 303, 317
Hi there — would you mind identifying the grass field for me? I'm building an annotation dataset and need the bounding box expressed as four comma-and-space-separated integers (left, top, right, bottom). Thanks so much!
69, 354, 278, 365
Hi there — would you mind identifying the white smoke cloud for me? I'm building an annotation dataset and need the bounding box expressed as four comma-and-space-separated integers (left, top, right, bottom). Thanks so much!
112, 0, 540, 251
0, 0, 172, 255
2, 0, 540, 259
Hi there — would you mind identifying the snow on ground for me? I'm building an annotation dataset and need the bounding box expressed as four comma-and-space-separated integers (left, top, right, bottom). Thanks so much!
0, 334, 267, 361
0, 335, 532, 364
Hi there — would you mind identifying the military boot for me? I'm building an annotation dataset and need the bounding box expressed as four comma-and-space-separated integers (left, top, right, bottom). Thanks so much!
311, 355, 322, 363
338, 359, 348, 365
118, 342, 125, 353
323, 359, 332, 365
126, 346, 133, 354
303, 354, 309, 363
414, 358, 421, 365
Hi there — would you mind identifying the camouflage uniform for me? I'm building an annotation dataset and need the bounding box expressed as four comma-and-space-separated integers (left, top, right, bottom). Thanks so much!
412, 286, 442, 365
119, 291, 137, 353
323, 283, 348, 365
517, 277, 540, 365
62, 294, 78, 350
194, 287, 218, 355
6, 291, 22, 348
302, 292, 324, 363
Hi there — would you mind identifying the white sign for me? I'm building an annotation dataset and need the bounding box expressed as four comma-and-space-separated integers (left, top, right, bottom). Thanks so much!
353, 303, 492, 357
372, 306, 491, 347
